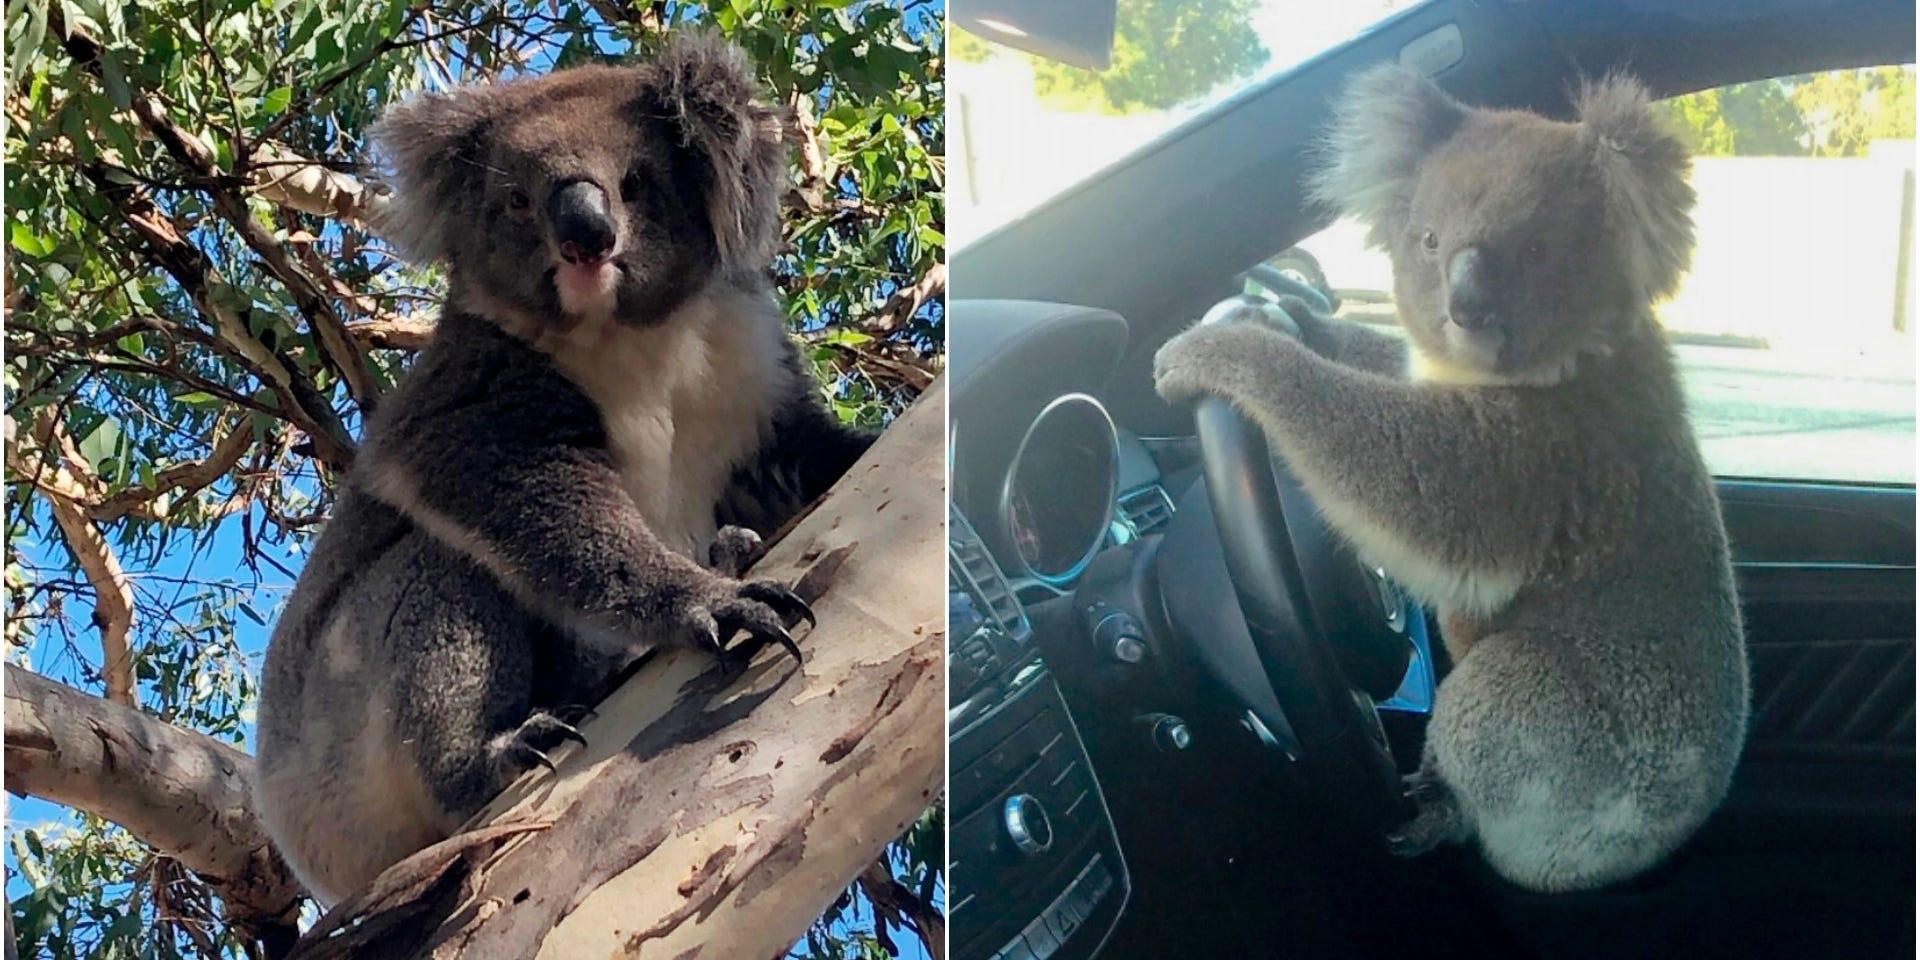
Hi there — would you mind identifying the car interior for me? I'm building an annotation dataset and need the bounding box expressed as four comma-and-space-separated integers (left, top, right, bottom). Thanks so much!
943, 2, 1917, 958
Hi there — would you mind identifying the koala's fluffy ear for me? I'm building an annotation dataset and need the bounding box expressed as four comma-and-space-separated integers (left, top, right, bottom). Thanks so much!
1308, 63, 1467, 242
367, 86, 498, 264
653, 32, 786, 278
1577, 73, 1696, 302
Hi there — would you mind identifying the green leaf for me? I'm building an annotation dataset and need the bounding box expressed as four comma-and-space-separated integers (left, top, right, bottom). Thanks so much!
8, 0, 47, 79
77, 418, 121, 468
260, 85, 294, 117
9, 222, 53, 257
238, 602, 266, 625
98, 48, 130, 108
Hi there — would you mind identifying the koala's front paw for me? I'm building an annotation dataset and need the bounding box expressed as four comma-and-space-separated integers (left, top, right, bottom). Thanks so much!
706, 525, 765, 578
671, 574, 816, 670
1153, 320, 1293, 405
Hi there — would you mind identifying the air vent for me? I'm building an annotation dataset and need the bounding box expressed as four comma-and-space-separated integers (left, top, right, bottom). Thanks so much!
1115, 485, 1175, 537
950, 504, 1030, 642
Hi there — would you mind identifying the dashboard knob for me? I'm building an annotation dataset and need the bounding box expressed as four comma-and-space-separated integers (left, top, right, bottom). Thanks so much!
1090, 609, 1148, 664
1143, 713, 1192, 753
1003, 793, 1053, 856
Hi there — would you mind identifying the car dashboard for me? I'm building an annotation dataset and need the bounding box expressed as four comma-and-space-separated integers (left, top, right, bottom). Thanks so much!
946, 301, 1141, 960
945, 298, 1446, 960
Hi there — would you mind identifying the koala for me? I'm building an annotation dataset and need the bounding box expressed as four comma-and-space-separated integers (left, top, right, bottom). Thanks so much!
1154, 65, 1748, 893
254, 34, 873, 907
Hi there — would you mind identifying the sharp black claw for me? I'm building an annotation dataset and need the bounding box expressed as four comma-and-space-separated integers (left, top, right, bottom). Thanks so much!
769, 626, 803, 663
788, 595, 817, 629
696, 620, 722, 655
743, 582, 815, 628
516, 745, 558, 775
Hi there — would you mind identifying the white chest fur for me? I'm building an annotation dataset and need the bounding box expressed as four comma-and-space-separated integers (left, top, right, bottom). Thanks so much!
542, 289, 796, 558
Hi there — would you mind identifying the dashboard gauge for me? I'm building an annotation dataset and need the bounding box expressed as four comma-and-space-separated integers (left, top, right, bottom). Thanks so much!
998, 393, 1119, 586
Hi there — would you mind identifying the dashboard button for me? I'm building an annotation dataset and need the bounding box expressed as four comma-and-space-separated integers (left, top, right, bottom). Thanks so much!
998, 936, 1039, 960
1046, 897, 1083, 944
1023, 918, 1061, 958
1004, 794, 1054, 856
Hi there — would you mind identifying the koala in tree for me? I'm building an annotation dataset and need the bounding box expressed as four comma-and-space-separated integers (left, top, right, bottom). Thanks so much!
1154, 65, 1747, 892
255, 34, 874, 907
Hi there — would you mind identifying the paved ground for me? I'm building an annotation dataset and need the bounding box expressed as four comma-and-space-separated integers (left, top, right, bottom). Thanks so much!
1677, 342, 1914, 485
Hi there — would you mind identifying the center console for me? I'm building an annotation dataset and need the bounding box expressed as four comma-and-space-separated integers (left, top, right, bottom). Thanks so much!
949, 505, 1129, 960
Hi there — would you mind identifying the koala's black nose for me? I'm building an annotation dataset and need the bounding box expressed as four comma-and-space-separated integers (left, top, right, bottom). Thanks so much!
549, 181, 617, 265
1446, 247, 1502, 331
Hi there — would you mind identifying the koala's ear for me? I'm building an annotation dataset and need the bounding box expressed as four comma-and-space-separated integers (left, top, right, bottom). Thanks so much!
1308, 63, 1466, 240
368, 86, 497, 263
1577, 73, 1696, 302
653, 32, 786, 278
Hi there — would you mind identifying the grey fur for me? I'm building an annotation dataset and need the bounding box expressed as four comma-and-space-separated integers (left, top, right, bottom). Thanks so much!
256, 34, 871, 907
1155, 66, 1746, 892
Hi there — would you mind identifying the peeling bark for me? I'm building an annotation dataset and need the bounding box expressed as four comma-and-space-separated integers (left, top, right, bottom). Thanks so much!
288, 380, 948, 959
2, 665, 304, 949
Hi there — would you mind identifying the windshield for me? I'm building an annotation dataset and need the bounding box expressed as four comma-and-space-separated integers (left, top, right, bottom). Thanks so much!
950, 0, 1423, 247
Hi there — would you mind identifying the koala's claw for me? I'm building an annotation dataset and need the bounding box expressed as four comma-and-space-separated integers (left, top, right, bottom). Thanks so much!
714, 597, 804, 665
1385, 769, 1467, 858
739, 580, 815, 629
517, 711, 588, 750
510, 743, 560, 776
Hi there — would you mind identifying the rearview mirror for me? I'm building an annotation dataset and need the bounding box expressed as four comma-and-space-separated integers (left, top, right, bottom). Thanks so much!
956, 0, 1118, 70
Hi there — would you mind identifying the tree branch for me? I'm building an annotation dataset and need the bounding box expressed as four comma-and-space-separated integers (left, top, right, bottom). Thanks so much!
122, 95, 381, 410
346, 317, 436, 352
8, 413, 137, 706
3, 664, 304, 954
864, 263, 945, 338
246, 144, 390, 234
857, 855, 946, 960
81, 164, 356, 469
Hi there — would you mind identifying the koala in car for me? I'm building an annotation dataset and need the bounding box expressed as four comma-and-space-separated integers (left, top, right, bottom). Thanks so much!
1154, 64, 1748, 893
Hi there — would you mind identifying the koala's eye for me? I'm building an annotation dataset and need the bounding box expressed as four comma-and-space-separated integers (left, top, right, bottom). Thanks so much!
507, 188, 531, 212
619, 169, 648, 202
1420, 230, 1439, 253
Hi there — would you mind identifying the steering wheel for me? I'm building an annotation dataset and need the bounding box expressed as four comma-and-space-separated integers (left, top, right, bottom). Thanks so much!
1244, 262, 1336, 316
1189, 285, 1410, 832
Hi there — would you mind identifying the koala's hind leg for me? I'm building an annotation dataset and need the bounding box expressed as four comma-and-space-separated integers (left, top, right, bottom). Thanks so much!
388, 561, 572, 823
1386, 765, 1471, 857
1425, 629, 1713, 893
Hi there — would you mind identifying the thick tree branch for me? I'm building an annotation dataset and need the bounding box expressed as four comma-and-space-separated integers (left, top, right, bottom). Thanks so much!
91, 418, 255, 522
788, 92, 833, 213
3, 665, 303, 952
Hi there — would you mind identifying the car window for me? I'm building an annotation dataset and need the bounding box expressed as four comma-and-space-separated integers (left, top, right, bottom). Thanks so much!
949, 0, 1427, 248
1275, 66, 1917, 485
